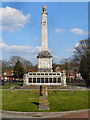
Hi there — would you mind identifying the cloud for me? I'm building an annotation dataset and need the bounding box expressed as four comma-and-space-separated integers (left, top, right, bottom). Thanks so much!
52, 55, 61, 63
35, 46, 41, 51
0, 38, 56, 64
0, 41, 41, 64
33, 38, 39, 41
0, 38, 3, 59
53, 55, 60, 59
66, 47, 75, 52
75, 42, 80, 47
0, 42, 41, 53
66, 42, 80, 52
0, 38, 2, 43
0, 7, 30, 32
54, 28, 65, 33
70, 28, 88, 35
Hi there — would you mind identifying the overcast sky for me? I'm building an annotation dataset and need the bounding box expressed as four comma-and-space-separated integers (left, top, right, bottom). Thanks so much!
0, 2, 88, 65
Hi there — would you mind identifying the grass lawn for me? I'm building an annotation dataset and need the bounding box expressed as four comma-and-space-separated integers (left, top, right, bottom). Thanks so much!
2, 90, 88, 112
2, 82, 23, 89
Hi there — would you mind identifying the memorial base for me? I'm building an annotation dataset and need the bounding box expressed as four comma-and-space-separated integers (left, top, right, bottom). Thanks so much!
38, 85, 49, 110
38, 96, 49, 110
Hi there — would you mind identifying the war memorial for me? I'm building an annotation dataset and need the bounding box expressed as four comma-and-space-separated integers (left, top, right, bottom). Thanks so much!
24, 4, 66, 87
24, 4, 67, 110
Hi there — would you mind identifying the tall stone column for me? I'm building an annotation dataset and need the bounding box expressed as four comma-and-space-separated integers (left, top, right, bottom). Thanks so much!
41, 4, 48, 51
37, 4, 52, 72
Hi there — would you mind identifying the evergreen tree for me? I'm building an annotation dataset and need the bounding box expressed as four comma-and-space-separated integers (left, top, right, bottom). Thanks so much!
79, 55, 89, 87
13, 60, 24, 79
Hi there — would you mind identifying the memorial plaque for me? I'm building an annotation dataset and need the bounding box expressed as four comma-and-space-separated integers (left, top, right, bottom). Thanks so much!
38, 105, 49, 110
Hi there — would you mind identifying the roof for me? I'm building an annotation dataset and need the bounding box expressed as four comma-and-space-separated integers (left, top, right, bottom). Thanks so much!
56, 66, 61, 70
37, 51, 52, 58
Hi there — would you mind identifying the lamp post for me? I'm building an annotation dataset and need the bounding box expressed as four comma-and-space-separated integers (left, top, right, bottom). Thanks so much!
66, 62, 67, 82
9, 78, 10, 89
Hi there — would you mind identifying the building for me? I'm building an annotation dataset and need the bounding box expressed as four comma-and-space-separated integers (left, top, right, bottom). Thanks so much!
24, 4, 67, 86
2, 70, 14, 81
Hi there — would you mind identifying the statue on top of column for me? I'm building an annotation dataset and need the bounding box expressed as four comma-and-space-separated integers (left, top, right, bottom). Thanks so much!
43, 4, 47, 12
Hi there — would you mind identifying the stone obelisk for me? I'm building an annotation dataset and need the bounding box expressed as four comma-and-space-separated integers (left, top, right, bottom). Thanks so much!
37, 4, 52, 72
38, 4, 50, 110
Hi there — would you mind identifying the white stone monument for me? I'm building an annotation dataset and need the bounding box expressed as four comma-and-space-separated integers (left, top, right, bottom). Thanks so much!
24, 4, 67, 87
37, 4, 52, 72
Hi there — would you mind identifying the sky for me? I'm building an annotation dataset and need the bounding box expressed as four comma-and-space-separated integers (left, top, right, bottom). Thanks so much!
0, 2, 88, 65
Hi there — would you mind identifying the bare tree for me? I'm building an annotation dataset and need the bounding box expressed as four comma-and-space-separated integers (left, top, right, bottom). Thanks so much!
8, 56, 33, 68
73, 39, 89, 86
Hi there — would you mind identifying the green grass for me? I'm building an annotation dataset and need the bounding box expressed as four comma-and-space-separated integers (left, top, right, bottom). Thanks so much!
2, 90, 88, 112
67, 81, 86, 86
2, 82, 23, 89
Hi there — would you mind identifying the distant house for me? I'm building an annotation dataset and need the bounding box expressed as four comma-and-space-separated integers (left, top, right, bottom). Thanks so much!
66, 69, 83, 81
28, 70, 37, 72
53, 64, 83, 81
2, 70, 14, 81
25, 65, 37, 73
0, 74, 3, 81
55, 66, 63, 73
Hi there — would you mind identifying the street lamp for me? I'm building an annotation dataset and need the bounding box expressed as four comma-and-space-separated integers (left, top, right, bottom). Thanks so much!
66, 62, 67, 82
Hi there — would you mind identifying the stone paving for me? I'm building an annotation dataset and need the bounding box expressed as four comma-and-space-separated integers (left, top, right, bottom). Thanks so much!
57, 110, 89, 118
0, 109, 89, 119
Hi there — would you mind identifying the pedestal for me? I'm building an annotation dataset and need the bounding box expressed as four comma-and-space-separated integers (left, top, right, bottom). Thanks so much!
38, 85, 49, 110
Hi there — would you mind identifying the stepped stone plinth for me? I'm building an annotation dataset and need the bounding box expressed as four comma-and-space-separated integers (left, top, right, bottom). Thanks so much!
38, 85, 49, 110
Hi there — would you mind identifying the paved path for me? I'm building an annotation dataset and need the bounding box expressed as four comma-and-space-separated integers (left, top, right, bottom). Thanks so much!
57, 111, 89, 118
1, 109, 89, 119
0, 87, 89, 91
